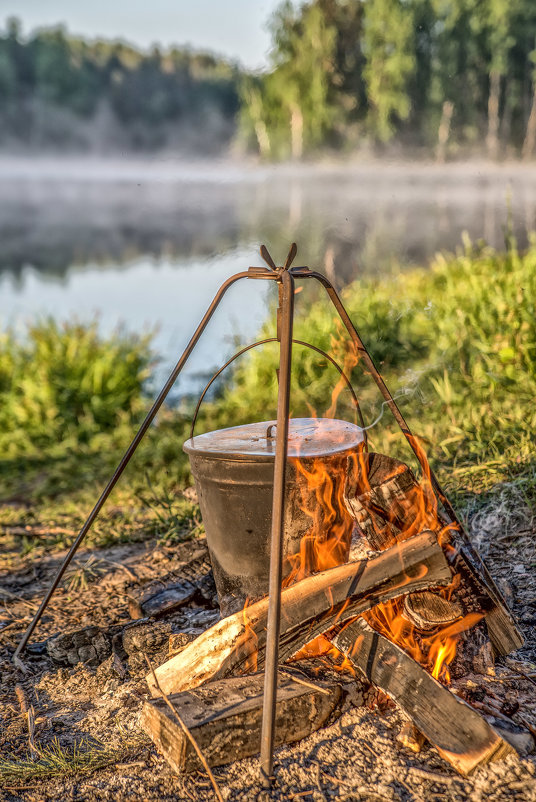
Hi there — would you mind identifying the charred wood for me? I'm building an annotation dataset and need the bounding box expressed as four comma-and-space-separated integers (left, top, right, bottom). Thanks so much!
332, 617, 515, 775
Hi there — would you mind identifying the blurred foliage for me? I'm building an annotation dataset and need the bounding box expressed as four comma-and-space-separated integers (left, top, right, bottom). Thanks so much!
0, 17, 240, 152
0, 319, 153, 456
239, 0, 536, 159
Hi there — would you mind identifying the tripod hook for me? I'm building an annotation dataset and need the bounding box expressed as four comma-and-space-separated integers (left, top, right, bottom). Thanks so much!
260, 242, 297, 272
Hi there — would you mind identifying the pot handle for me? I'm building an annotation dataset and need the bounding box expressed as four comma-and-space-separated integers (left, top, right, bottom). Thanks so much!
188, 337, 368, 446
266, 423, 277, 440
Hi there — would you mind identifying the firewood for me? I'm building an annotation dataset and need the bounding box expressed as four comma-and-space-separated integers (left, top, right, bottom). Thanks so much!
344, 452, 420, 550
147, 530, 451, 696
403, 590, 462, 631
141, 671, 361, 774
332, 617, 515, 775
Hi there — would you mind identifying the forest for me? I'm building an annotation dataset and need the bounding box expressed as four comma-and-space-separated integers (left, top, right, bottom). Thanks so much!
2, 0, 536, 158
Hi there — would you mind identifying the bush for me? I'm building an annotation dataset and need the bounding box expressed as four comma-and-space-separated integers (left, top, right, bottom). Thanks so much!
0, 320, 153, 457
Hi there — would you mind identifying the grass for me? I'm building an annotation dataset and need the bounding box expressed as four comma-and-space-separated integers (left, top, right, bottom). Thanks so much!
0, 733, 147, 786
1, 234, 535, 563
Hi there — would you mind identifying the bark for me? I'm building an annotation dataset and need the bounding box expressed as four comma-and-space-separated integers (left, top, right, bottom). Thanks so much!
522, 83, 536, 160
487, 70, 501, 160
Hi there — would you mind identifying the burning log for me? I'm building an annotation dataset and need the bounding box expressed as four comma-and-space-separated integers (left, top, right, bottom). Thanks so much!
141, 670, 363, 774
344, 450, 523, 658
332, 617, 516, 775
147, 530, 451, 696
344, 452, 420, 551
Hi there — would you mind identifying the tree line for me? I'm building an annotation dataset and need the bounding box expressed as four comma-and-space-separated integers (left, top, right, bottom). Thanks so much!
3, 1, 536, 160
0, 18, 240, 153
240, 0, 536, 160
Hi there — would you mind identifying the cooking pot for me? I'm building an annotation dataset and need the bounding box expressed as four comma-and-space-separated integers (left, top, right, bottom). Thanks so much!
183, 417, 364, 616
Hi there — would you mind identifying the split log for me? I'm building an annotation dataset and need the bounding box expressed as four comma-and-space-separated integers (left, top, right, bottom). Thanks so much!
147, 530, 451, 697
344, 452, 420, 550
332, 617, 515, 775
142, 670, 362, 774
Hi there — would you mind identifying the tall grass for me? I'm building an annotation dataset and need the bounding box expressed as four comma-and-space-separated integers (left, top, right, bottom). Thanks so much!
0, 319, 153, 458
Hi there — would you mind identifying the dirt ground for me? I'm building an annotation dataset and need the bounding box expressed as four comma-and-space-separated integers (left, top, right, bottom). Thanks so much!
1, 489, 536, 802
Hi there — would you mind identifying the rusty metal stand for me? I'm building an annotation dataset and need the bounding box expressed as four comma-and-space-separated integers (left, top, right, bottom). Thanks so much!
14, 242, 513, 789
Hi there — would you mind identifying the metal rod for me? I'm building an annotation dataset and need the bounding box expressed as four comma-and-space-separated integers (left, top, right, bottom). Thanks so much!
260, 267, 294, 787
14, 268, 276, 659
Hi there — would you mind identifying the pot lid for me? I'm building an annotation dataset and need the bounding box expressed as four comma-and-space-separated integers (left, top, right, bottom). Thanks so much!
183, 417, 364, 461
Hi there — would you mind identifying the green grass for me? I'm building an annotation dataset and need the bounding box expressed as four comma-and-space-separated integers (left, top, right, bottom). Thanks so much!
0, 733, 147, 786
1, 235, 535, 563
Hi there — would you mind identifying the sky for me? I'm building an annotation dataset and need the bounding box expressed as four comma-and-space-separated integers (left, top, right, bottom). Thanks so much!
5, 0, 287, 70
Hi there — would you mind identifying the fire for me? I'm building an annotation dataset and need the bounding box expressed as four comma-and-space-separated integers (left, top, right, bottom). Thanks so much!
361, 598, 483, 684
290, 634, 356, 675
282, 453, 354, 587
235, 333, 474, 687
236, 598, 258, 673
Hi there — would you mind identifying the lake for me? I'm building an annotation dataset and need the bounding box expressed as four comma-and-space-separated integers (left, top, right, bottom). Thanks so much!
1, 157, 535, 398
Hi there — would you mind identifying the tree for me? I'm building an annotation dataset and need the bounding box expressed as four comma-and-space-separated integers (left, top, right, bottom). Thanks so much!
483, 0, 519, 159
362, 0, 416, 142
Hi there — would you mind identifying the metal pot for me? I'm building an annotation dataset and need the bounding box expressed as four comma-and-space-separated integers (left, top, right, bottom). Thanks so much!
183, 417, 364, 616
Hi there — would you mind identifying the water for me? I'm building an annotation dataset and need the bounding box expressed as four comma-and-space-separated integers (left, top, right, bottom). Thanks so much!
2, 156, 535, 397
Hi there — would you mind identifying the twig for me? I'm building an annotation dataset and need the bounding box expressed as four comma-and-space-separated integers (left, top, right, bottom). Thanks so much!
321, 771, 352, 788
361, 741, 379, 759
279, 667, 332, 696
15, 684, 38, 759
143, 654, 224, 802
102, 558, 138, 583
516, 713, 536, 740
505, 665, 536, 689
407, 767, 458, 785
0, 587, 39, 609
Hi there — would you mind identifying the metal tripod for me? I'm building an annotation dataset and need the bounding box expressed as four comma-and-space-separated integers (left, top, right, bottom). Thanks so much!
14, 243, 509, 788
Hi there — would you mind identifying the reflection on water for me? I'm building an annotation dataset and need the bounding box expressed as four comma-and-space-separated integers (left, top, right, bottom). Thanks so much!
1, 157, 536, 393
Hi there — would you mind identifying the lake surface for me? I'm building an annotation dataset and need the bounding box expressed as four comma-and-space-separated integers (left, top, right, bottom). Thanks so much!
1, 157, 535, 397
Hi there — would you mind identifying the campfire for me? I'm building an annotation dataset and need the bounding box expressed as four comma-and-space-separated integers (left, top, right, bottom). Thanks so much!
141, 415, 528, 779
16, 244, 531, 792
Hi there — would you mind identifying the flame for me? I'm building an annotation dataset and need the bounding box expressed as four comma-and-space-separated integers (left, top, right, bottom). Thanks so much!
324, 337, 359, 420
290, 633, 356, 675
282, 451, 355, 587
234, 335, 479, 686
235, 598, 258, 673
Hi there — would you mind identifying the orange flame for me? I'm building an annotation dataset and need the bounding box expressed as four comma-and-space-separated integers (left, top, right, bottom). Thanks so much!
235, 598, 258, 673
282, 453, 354, 587
290, 633, 356, 675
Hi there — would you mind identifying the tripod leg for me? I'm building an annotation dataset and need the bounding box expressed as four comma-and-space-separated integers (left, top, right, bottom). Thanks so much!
260, 269, 294, 787
14, 269, 260, 659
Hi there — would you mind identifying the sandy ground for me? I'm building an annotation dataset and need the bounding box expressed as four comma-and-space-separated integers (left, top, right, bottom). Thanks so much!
1, 489, 536, 802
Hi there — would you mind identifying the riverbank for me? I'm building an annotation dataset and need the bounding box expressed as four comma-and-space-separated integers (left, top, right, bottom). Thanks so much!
1, 239, 535, 797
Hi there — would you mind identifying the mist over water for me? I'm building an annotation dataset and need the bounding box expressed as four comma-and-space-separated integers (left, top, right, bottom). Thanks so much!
2, 156, 536, 395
